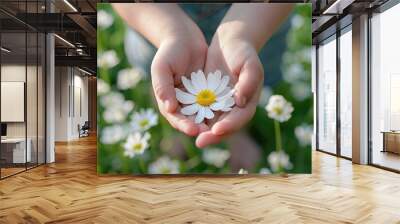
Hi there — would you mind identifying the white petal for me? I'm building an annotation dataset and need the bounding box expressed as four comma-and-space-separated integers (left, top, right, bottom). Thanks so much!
175, 88, 196, 104
181, 76, 197, 95
217, 88, 234, 101
221, 107, 232, 112
204, 107, 214, 119
195, 107, 205, 124
190, 72, 200, 92
181, 104, 200, 115
210, 101, 225, 111
191, 70, 207, 91
214, 75, 230, 95
207, 70, 222, 91
223, 97, 235, 108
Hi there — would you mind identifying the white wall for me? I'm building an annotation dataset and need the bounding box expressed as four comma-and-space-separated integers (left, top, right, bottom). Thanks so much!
54, 67, 89, 141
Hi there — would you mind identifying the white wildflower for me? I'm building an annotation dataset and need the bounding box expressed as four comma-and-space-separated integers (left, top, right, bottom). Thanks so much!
97, 79, 110, 95
123, 132, 150, 158
131, 108, 158, 132
117, 68, 143, 90
259, 168, 271, 174
268, 151, 292, 172
101, 125, 127, 144
101, 92, 134, 123
175, 70, 235, 124
97, 50, 119, 68
238, 168, 248, 174
103, 100, 134, 123
202, 148, 230, 168
97, 10, 113, 29
149, 156, 179, 174
265, 95, 294, 122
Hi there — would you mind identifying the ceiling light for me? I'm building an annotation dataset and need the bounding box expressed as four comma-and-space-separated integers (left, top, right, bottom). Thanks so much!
63, 0, 78, 12
322, 0, 354, 15
1, 47, 11, 53
78, 67, 92, 76
54, 34, 75, 48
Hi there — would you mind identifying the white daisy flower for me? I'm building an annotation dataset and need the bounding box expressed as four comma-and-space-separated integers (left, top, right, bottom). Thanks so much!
149, 156, 179, 174
97, 10, 114, 29
202, 148, 230, 168
103, 100, 134, 123
238, 168, 248, 174
295, 124, 313, 146
259, 168, 271, 174
175, 70, 235, 124
97, 50, 119, 68
101, 91, 134, 123
131, 108, 158, 132
265, 95, 294, 122
123, 132, 150, 158
101, 125, 127, 144
97, 79, 110, 95
117, 68, 143, 90
268, 151, 292, 172
100, 91, 124, 108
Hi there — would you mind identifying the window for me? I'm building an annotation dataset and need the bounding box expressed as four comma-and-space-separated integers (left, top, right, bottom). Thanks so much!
339, 28, 352, 158
370, 3, 400, 171
317, 36, 337, 154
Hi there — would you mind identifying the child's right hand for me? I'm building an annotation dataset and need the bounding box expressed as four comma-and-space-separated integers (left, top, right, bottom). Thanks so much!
112, 3, 209, 137
151, 35, 209, 137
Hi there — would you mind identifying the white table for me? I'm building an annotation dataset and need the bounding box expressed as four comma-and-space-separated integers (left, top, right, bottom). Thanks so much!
1, 138, 31, 163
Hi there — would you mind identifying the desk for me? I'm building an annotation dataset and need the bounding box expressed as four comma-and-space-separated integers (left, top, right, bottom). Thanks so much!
1, 138, 31, 163
382, 131, 400, 154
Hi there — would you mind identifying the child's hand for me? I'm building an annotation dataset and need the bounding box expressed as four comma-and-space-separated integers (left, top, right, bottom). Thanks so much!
195, 38, 263, 148
151, 36, 209, 136
113, 3, 209, 136
194, 3, 292, 148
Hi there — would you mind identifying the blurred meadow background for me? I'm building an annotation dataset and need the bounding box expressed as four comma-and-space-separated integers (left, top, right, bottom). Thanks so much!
97, 3, 312, 174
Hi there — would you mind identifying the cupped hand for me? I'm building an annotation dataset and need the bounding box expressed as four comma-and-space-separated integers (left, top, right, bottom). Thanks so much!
195, 37, 264, 148
151, 35, 209, 137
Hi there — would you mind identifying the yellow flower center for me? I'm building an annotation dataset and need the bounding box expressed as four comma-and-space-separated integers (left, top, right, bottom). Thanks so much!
196, 89, 216, 106
132, 143, 143, 152
161, 167, 171, 174
139, 119, 149, 128
272, 107, 283, 115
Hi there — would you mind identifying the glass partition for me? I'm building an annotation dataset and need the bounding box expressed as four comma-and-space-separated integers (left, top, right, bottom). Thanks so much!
0, 1, 46, 179
27, 30, 38, 169
1, 29, 28, 177
370, 3, 400, 171
38, 32, 45, 165
339, 27, 352, 158
317, 36, 337, 154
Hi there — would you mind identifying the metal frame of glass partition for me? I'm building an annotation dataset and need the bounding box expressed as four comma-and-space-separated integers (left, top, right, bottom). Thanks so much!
367, 0, 400, 173
0, 1, 47, 180
315, 19, 353, 161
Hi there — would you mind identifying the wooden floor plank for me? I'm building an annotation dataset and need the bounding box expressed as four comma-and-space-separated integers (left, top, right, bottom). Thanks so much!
0, 135, 400, 223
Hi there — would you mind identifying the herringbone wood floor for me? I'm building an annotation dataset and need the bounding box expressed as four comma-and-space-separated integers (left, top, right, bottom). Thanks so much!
1, 135, 400, 224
